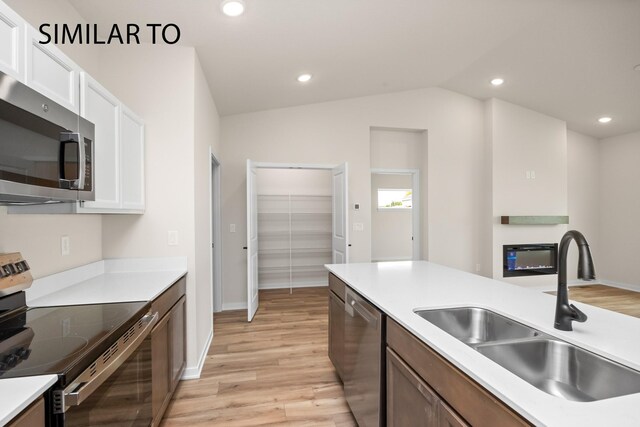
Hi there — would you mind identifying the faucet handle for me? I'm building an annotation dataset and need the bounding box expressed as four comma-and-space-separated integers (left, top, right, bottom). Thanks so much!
570, 304, 588, 323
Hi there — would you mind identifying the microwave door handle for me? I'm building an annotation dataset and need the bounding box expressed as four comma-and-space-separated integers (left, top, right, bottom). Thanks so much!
76, 133, 86, 190
59, 132, 84, 190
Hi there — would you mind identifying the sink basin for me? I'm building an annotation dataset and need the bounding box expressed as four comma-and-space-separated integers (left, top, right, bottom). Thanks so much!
415, 306, 640, 401
414, 307, 542, 345
476, 339, 640, 402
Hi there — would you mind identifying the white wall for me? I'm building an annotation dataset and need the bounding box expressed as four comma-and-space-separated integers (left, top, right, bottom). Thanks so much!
371, 174, 413, 261
0, 0, 103, 279
487, 99, 568, 287
256, 169, 331, 196
220, 87, 486, 307
193, 53, 220, 365
598, 131, 640, 286
567, 130, 600, 282
93, 45, 219, 376
370, 128, 424, 169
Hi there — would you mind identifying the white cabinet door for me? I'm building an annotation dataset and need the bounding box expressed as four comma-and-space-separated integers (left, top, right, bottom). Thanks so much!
120, 106, 145, 211
0, 1, 25, 81
79, 73, 121, 210
25, 26, 79, 113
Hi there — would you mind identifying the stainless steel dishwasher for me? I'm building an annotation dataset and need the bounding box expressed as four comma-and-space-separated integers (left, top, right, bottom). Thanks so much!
344, 287, 385, 427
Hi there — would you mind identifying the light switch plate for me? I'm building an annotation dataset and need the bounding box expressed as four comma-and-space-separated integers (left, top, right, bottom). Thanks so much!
168, 230, 179, 246
230, 224, 236, 233
353, 223, 364, 232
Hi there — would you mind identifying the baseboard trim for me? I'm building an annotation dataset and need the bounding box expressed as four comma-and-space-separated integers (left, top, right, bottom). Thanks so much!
222, 301, 248, 311
181, 328, 213, 380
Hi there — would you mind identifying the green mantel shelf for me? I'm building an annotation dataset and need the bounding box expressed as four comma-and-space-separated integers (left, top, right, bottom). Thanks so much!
500, 215, 569, 225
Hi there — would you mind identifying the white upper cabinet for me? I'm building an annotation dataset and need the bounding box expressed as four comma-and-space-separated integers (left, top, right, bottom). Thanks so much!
25, 26, 80, 113
0, 1, 25, 81
120, 106, 145, 211
77, 73, 145, 214
79, 73, 121, 210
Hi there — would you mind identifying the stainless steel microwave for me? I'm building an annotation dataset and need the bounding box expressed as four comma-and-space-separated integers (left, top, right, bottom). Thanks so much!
0, 71, 94, 205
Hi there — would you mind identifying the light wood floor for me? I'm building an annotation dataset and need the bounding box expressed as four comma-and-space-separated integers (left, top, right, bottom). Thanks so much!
160, 287, 356, 427
546, 284, 640, 318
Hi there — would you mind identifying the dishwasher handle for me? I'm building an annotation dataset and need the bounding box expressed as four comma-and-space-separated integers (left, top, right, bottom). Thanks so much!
346, 291, 378, 327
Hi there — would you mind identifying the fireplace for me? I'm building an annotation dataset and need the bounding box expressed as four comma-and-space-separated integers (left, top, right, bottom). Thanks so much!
503, 243, 558, 277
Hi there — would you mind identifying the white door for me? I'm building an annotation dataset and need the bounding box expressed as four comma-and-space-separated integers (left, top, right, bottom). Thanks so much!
332, 163, 349, 263
246, 159, 259, 321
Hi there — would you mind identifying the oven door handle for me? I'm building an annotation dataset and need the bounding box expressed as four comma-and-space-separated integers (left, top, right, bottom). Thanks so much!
62, 312, 158, 409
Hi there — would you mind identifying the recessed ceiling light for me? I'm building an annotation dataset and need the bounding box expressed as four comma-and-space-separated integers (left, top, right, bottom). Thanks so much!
221, 0, 245, 17
297, 74, 312, 83
490, 78, 505, 86
598, 116, 612, 124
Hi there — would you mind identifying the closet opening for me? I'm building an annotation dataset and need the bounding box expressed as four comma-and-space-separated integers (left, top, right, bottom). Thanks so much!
246, 161, 349, 321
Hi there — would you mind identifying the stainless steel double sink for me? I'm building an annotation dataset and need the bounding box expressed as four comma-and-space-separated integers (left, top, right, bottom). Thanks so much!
415, 307, 640, 402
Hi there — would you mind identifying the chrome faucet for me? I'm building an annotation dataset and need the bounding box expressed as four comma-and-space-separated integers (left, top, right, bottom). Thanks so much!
554, 230, 595, 331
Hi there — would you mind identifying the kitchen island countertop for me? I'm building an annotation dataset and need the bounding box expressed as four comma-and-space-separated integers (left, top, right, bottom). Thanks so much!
326, 261, 640, 427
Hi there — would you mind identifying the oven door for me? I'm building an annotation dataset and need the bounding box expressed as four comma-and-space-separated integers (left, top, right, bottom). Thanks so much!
0, 71, 94, 204
51, 313, 157, 427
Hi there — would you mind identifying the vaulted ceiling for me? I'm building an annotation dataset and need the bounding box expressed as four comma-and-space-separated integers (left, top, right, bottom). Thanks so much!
68, 0, 640, 138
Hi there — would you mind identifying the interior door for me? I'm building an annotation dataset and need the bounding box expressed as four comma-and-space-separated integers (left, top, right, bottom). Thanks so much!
332, 162, 349, 263
246, 159, 259, 321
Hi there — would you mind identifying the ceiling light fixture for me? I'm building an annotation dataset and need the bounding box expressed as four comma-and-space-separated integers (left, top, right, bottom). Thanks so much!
598, 116, 612, 124
490, 77, 505, 86
221, 0, 245, 17
297, 74, 312, 83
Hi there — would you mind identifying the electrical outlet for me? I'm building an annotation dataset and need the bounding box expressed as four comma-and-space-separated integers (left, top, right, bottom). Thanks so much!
168, 230, 179, 246
60, 236, 70, 256
475, 263, 481, 272
230, 224, 236, 233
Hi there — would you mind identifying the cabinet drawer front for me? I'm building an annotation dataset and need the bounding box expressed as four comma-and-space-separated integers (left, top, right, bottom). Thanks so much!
152, 276, 186, 320
386, 318, 530, 427
328, 273, 345, 301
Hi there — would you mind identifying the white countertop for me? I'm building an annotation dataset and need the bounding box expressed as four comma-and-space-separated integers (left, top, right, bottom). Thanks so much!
0, 257, 187, 425
26, 257, 187, 306
326, 261, 640, 427
0, 375, 57, 426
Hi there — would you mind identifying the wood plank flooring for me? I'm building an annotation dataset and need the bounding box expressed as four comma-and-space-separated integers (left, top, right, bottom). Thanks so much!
546, 284, 640, 318
160, 287, 356, 427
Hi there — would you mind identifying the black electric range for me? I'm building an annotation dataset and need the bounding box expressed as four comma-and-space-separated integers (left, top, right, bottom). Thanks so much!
0, 291, 155, 426
0, 291, 149, 383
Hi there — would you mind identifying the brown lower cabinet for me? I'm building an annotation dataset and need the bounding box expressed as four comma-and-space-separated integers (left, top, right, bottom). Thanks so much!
328, 273, 346, 380
387, 318, 531, 427
387, 347, 468, 427
151, 277, 187, 427
7, 397, 45, 427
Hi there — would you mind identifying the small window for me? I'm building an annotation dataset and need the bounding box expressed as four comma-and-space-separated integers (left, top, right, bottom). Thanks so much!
377, 189, 412, 209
